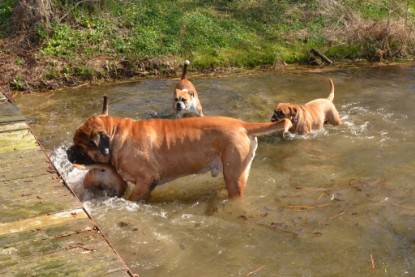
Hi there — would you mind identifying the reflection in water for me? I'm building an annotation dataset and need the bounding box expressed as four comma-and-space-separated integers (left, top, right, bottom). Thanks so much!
15, 65, 415, 276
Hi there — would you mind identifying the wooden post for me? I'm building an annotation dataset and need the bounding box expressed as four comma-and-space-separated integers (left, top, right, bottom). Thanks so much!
310, 48, 333, 65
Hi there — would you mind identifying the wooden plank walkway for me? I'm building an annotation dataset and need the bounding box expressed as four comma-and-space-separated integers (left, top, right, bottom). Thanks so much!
0, 93, 133, 276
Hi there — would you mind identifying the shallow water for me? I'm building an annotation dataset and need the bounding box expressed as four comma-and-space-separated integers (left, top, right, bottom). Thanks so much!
15, 65, 415, 276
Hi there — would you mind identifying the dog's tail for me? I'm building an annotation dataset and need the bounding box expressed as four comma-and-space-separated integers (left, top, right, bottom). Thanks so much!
181, 60, 190, 80
102, 95, 108, 116
327, 78, 335, 102
244, 119, 292, 136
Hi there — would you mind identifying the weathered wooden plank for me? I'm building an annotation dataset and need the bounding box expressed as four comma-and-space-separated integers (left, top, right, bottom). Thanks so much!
0, 208, 87, 236
0, 102, 26, 123
0, 129, 38, 154
1, 157, 58, 181
0, 149, 54, 169
0, 121, 28, 133
0, 93, 133, 276
0, 155, 47, 173
0, 168, 62, 191
0, 218, 130, 276
0, 148, 45, 166
0, 174, 81, 223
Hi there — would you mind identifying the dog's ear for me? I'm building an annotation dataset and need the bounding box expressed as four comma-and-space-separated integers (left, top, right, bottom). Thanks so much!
188, 90, 195, 97
90, 132, 110, 155
289, 107, 298, 118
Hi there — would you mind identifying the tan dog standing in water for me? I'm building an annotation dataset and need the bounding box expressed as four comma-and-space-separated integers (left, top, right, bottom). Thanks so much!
71, 96, 128, 197
67, 97, 292, 201
174, 60, 204, 117
271, 78, 342, 134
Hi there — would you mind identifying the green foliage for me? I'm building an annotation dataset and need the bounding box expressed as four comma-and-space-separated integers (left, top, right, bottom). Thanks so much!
325, 44, 363, 60
38, 0, 331, 67
348, 0, 389, 20
11, 76, 26, 91
15, 56, 24, 66
0, 0, 13, 37
3, 0, 414, 80
40, 17, 113, 58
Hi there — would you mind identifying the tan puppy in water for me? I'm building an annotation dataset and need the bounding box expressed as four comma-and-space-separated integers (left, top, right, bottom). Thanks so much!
271, 78, 342, 134
75, 164, 128, 197
174, 60, 204, 118
67, 97, 293, 201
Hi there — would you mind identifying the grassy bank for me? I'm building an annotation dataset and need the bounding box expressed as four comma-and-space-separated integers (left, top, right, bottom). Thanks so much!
0, 0, 414, 93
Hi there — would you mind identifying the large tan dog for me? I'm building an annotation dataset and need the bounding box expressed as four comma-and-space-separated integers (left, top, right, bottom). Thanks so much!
270, 78, 342, 134
67, 98, 292, 201
174, 60, 204, 118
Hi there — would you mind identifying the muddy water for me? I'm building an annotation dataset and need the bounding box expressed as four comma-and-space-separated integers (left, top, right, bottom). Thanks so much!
15, 65, 415, 276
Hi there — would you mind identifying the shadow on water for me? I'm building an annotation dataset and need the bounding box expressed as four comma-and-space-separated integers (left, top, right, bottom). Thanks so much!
15, 64, 415, 276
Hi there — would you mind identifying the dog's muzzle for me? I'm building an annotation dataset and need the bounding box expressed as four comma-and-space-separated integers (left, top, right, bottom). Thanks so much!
66, 144, 96, 165
270, 113, 280, 122
176, 102, 185, 111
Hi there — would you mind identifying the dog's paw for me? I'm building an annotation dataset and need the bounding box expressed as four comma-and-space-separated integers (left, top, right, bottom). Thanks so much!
282, 131, 296, 140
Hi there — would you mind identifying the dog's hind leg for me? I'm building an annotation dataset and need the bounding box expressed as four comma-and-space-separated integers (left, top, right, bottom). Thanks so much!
223, 167, 247, 198
222, 136, 258, 198
326, 107, 342, 126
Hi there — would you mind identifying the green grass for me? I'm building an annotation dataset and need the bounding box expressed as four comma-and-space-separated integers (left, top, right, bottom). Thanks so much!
3, 0, 414, 87
39, 0, 331, 69
349, 0, 389, 20
325, 44, 363, 60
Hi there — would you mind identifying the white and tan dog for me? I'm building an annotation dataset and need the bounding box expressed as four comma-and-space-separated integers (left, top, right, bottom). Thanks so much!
174, 60, 204, 118
67, 97, 292, 201
271, 78, 342, 134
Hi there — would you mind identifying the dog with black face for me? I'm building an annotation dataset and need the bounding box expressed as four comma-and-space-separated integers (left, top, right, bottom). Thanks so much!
271, 78, 342, 134
173, 60, 204, 118
67, 96, 293, 202
67, 96, 128, 198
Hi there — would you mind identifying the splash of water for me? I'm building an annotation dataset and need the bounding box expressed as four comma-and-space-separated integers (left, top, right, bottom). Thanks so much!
49, 146, 172, 216
338, 102, 406, 142
50, 144, 93, 200
50, 145, 84, 185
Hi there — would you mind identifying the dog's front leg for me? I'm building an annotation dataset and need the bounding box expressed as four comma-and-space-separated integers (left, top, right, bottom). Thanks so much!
283, 118, 293, 135
128, 177, 156, 201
